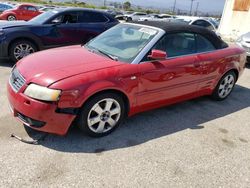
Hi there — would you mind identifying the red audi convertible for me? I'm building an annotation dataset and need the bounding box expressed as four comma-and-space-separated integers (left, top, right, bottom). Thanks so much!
7, 22, 246, 137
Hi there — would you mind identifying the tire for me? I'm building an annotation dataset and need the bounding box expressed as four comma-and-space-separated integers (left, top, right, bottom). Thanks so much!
7, 15, 16, 21
9, 40, 37, 62
77, 92, 126, 137
127, 17, 132, 22
211, 71, 237, 101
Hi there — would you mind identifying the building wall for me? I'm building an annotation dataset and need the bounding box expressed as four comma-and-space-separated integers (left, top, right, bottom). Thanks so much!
219, 0, 250, 41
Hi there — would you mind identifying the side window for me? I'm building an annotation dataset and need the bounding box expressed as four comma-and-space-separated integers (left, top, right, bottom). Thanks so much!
50, 12, 78, 24
153, 32, 196, 58
27, 6, 37, 11
196, 34, 216, 53
78, 12, 108, 23
20, 6, 28, 10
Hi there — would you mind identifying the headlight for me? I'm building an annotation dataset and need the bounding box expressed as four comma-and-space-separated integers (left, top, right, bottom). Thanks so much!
24, 84, 61, 102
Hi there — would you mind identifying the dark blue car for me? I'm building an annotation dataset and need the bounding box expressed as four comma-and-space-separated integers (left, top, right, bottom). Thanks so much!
0, 8, 118, 62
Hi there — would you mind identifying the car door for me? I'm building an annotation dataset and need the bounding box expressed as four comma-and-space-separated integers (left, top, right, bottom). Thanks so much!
41, 11, 81, 47
195, 34, 222, 92
76, 11, 110, 44
16, 5, 28, 20
137, 32, 201, 108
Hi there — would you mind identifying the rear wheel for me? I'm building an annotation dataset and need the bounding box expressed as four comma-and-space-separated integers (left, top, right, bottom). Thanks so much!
77, 93, 125, 137
211, 71, 236, 101
9, 40, 37, 62
7, 15, 16, 21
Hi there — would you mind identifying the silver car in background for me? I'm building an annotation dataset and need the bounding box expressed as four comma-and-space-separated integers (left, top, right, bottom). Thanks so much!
237, 32, 250, 62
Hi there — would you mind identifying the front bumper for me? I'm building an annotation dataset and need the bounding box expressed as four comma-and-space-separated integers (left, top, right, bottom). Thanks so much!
7, 83, 76, 135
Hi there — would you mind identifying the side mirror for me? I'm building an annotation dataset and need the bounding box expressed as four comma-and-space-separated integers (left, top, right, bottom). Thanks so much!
148, 49, 167, 60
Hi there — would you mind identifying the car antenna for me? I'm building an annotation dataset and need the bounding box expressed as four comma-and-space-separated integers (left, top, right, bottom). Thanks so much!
10, 133, 48, 145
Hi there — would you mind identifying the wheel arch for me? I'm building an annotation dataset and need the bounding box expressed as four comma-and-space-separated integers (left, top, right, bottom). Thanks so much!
214, 68, 239, 89
8, 36, 42, 56
6, 12, 17, 17
222, 68, 239, 81
80, 89, 131, 117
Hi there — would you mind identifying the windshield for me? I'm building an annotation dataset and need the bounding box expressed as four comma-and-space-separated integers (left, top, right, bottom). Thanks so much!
29, 10, 58, 24
85, 24, 158, 63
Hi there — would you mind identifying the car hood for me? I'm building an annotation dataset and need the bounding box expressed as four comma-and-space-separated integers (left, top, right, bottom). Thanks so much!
17, 45, 123, 87
0, 20, 29, 29
242, 32, 250, 42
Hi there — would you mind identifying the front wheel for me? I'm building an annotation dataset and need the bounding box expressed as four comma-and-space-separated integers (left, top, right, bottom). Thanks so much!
9, 40, 37, 62
77, 93, 125, 137
7, 15, 16, 21
211, 71, 236, 101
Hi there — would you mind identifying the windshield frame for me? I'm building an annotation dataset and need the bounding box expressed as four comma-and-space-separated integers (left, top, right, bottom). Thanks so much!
85, 23, 165, 64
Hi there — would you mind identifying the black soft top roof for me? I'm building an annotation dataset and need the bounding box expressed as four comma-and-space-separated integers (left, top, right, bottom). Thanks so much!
131, 21, 228, 49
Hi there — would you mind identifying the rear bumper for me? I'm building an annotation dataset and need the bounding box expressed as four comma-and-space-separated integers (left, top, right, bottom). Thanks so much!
7, 83, 76, 135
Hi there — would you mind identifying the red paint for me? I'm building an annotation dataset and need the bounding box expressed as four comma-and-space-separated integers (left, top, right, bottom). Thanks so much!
0, 4, 42, 21
7, 45, 246, 135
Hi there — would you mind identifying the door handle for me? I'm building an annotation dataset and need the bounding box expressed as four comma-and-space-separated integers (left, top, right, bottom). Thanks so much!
130, 76, 137, 80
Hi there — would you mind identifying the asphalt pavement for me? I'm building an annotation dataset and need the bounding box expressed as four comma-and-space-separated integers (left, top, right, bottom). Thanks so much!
0, 59, 250, 187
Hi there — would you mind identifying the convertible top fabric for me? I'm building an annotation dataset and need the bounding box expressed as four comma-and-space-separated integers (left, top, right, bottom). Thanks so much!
131, 21, 228, 49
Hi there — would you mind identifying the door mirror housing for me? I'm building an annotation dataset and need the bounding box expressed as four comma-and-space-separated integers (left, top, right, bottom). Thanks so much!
148, 49, 167, 60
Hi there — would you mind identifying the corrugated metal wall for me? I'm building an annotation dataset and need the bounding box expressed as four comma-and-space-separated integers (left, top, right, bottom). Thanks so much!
233, 0, 250, 11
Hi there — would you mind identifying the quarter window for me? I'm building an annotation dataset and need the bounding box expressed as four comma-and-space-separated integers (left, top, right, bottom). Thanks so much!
196, 34, 216, 53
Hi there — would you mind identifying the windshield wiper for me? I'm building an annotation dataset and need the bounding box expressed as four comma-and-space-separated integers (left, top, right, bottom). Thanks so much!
86, 46, 118, 61
95, 49, 118, 61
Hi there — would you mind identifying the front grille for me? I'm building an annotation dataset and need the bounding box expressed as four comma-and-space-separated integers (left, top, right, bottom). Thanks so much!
17, 112, 46, 128
9, 68, 26, 92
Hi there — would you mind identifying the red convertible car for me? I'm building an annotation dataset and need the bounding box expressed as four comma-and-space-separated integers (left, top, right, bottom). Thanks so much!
0, 4, 42, 21
7, 22, 246, 137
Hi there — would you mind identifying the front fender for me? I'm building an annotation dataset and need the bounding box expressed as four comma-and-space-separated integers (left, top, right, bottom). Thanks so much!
6, 31, 43, 51
57, 80, 132, 109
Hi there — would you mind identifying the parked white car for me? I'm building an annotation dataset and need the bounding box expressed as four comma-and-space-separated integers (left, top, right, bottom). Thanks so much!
124, 12, 147, 21
138, 14, 174, 22
173, 16, 218, 32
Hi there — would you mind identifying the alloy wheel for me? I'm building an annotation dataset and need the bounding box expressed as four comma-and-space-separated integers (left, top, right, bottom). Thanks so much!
13, 43, 35, 60
87, 98, 121, 134
218, 74, 235, 98
7, 15, 16, 21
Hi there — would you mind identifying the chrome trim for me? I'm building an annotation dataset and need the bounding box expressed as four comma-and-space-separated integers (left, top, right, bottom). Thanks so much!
9, 68, 26, 93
